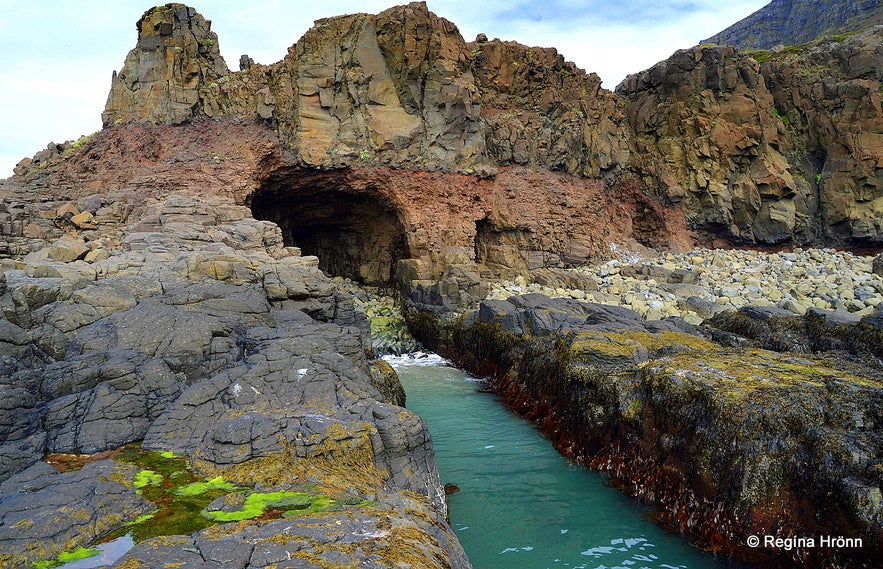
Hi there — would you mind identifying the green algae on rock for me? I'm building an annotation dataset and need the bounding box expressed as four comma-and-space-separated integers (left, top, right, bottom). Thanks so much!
173, 475, 238, 497
202, 490, 340, 522
31, 546, 101, 569
106, 445, 347, 540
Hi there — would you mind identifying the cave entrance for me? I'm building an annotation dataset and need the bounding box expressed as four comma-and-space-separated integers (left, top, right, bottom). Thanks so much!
250, 177, 408, 288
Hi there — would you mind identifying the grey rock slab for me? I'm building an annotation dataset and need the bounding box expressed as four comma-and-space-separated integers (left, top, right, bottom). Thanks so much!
740, 305, 798, 321
0, 460, 152, 568
0, 431, 47, 483
806, 307, 861, 326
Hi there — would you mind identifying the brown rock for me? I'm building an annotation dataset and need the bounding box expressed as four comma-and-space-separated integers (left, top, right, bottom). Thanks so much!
2, 3, 879, 299
55, 202, 80, 219
47, 235, 89, 262
70, 211, 97, 230
22, 223, 44, 239
83, 248, 110, 263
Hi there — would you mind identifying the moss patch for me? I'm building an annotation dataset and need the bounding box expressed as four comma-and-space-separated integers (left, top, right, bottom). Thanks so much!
31, 546, 100, 569
104, 445, 353, 544
174, 476, 238, 496
133, 470, 163, 492
203, 491, 340, 522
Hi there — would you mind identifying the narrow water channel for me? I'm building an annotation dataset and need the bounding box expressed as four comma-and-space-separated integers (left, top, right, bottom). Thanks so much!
387, 353, 739, 569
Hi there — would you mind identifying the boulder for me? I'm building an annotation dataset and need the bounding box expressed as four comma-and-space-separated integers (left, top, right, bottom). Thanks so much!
873, 253, 883, 276
47, 236, 88, 263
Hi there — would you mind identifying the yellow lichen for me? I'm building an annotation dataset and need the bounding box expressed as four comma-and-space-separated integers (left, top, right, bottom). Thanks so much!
650, 348, 880, 402
570, 330, 718, 363
194, 421, 388, 496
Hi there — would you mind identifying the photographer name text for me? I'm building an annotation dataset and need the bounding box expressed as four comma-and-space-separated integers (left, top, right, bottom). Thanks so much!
746, 534, 863, 550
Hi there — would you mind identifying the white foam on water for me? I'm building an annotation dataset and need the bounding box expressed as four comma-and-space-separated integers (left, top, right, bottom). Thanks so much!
383, 351, 452, 368
463, 375, 489, 383
500, 545, 536, 554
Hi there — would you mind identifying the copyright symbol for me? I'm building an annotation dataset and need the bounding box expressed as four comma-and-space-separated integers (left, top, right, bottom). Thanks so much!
747, 535, 760, 548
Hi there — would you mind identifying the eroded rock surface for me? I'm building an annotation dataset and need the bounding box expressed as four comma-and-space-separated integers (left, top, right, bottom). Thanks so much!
115, 498, 470, 569
0, 194, 468, 569
0, 461, 152, 567
4, 3, 880, 320
409, 294, 882, 568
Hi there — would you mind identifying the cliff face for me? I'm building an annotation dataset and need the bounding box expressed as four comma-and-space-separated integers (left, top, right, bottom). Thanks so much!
618, 46, 801, 244
103, 2, 489, 174
619, 25, 882, 245
3, 2, 882, 311
761, 28, 883, 241
703, 0, 883, 50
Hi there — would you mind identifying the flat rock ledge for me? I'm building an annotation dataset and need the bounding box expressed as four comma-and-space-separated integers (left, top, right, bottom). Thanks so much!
408, 293, 882, 568
0, 194, 470, 569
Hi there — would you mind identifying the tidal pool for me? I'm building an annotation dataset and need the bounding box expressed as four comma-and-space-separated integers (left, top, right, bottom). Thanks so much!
388, 352, 742, 569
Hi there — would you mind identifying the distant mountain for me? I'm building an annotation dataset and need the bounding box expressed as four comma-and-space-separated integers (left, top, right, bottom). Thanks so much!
703, 0, 883, 49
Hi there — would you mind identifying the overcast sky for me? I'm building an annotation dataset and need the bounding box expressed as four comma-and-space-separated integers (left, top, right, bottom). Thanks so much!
0, 1, 768, 178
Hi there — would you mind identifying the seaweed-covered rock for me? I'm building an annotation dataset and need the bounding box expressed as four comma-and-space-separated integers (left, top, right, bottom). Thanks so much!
411, 294, 882, 568
114, 496, 469, 569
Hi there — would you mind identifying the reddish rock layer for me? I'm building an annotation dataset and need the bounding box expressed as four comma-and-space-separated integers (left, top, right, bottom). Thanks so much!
3, 2, 881, 306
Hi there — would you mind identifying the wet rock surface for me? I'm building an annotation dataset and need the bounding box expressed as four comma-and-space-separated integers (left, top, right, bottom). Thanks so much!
0, 194, 468, 569
409, 292, 882, 568
0, 460, 152, 567
114, 496, 470, 569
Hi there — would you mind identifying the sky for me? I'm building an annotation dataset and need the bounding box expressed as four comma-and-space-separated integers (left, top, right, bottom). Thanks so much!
0, 0, 769, 178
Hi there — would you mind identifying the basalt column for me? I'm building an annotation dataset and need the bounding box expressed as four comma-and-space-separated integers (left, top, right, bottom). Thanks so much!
250, 171, 409, 287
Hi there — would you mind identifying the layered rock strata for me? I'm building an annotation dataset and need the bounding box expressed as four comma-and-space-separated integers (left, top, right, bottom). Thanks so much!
408, 294, 882, 568
0, 194, 469, 568
4, 3, 881, 316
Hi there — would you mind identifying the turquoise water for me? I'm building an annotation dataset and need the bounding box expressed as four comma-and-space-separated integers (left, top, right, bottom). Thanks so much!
388, 353, 737, 569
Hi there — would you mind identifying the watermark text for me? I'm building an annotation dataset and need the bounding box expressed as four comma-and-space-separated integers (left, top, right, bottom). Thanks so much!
746, 535, 864, 550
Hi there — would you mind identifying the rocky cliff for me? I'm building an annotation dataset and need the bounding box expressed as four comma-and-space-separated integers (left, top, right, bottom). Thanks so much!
703, 0, 883, 50
618, 25, 883, 244
5, 2, 877, 316
1, 3, 881, 567
0, 192, 471, 568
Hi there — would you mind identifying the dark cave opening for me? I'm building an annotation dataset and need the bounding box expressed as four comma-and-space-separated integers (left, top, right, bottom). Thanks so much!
250, 177, 408, 288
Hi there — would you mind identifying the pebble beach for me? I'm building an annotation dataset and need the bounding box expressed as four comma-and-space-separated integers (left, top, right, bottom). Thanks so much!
487, 248, 883, 325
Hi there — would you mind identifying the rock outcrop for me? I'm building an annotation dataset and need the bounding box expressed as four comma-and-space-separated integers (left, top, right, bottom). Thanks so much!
703, 0, 883, 51
0, 3, 881, 568
408, 294, 882, 568
618, 25, 882, 245
4, 3, 881, 315
0, 194, 469, 568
